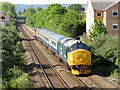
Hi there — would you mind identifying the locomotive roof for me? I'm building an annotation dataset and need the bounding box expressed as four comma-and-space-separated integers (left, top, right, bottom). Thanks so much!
37, 28, 66, 41
60, 38, 80, 47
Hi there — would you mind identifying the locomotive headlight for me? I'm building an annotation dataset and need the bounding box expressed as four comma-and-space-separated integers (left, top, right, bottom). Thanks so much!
75, 54, 80, 59
84, 55, 86, 57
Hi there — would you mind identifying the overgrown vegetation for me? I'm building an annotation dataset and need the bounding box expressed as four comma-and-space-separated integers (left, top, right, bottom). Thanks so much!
2, 20, 31, 89
81, 33, 119, 76
1, 2, 31, 88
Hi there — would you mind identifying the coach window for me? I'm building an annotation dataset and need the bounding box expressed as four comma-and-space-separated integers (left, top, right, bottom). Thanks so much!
51, 40, 56, 47
44, 36, 48, 42
41, 34, 44, 38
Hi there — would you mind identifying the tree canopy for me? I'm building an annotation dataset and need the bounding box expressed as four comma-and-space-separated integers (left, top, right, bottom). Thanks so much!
68, 4, 85, 13
37, 7, 42, 11
89, 18, 107, 38
25, 4, 86, 38
23, 7, 36, 25
0, 2, 16, 19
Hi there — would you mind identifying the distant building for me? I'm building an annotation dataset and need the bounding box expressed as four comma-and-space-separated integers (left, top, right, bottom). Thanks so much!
5, 15, 10, 22
0, 11, 5, 29
86, 0, 120, 36
0, 11, 9, 29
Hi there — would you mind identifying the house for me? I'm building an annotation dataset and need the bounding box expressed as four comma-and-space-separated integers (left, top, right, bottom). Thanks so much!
86, 0, 120, 36
0, 11, 5, 29
0, 11, 9, 29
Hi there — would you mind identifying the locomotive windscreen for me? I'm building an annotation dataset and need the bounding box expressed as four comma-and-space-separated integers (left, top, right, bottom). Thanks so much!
69, 43, 90, 52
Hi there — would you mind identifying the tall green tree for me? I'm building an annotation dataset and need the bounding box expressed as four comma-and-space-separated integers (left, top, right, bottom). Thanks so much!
68, 4, 84, 13
89, 18, 107, 38
37, 7, 42, 11
18, 11, 21, 16
57, 10, 82, 37
33, 9, 46, 27
24, 7, 36, 17
25, 7, 36, 25
29, 4, 86, 38
1, 2, 16, 19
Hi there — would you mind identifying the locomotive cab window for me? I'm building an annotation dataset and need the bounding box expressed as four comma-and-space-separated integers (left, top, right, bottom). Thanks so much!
69, 43, 90, 52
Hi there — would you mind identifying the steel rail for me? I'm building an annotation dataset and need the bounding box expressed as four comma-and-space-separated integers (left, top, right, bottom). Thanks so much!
20, 25, 54, 90
21, 25, 70, 90
75, 76, 89, 89
88, 76, 105, 90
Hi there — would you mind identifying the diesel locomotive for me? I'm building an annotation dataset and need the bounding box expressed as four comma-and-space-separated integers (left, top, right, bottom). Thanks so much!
34, 28, 91, 75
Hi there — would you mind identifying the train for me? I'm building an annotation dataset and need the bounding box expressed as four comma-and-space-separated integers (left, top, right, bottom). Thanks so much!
34, 27, 91, 75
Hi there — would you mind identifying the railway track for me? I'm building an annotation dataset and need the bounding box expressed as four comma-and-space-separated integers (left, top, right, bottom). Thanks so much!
21, 24, 106, 89
76, 76, 105, 89
19, 25, 70, 89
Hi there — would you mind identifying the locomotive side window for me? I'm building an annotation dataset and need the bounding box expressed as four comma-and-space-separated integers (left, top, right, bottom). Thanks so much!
69, 43, 90, 52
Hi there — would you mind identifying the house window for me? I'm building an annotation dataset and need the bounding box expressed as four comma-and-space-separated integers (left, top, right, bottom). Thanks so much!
97, 12, 102, 16
112, 24, 118, 30
112, 10, 118, 16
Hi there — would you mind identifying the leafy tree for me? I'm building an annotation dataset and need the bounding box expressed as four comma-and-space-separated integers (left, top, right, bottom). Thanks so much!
33, 9, 46, 27
44, 4, 67, 30
25, 7, 36, 25
57, 10, 84, 37
29, 4, 86, 38
24, 7, 36, 17
1, 2, 16, 19
89, 18, 107, 38
68, 4, 84, 13
18, 11, 21, 16
89, 34, 118, 64
37, 7, 42, 11
2, 20, 31, 88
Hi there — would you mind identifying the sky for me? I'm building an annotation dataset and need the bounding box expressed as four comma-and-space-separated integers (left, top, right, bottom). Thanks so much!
0, 0, 87, 4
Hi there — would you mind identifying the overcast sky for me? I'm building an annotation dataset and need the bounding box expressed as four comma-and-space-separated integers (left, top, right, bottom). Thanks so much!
0, 0, 88, 4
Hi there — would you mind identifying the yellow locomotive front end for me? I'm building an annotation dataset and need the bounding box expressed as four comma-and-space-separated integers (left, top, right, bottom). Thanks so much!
67, 42, 91, 75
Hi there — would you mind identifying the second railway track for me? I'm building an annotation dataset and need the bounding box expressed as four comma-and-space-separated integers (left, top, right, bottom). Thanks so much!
19, 24, 70, 89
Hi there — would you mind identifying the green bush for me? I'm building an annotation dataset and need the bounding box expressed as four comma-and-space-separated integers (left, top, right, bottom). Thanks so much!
7, 66, 23, 78
2, 20, 31, 88
9, 73, 31, 88
81, 33, 118, 65
89, 18, 107, 38
90, 34, 118, 64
